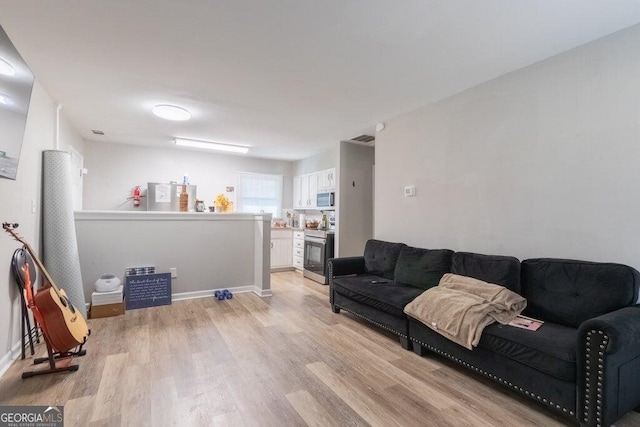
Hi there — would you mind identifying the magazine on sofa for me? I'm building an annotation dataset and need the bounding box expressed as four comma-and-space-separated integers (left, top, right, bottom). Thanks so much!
508, 314, 544, 331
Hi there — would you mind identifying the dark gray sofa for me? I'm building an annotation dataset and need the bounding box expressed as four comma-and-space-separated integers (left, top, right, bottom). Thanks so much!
328, 239, 640, 426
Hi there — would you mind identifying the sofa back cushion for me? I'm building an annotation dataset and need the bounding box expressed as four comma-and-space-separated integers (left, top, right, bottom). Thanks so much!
521, 258, 640, 327
394, 246, 454, 290
363, 240, 406, 280
451, 252, 521, 293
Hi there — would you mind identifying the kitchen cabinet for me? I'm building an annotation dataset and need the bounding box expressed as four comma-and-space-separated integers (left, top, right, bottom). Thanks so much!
308, 174, 318, 208
271, 229, 293, 270
293, 176, 302, 209
293, 173, 318, 209
292, 230, 305, 270
317, 168, 336, 192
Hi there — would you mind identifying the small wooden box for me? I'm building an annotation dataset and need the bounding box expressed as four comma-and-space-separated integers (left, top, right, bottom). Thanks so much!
90, 302, 125, 319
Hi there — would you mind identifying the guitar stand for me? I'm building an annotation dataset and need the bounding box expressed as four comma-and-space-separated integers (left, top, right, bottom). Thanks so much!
19, 305, 40, 360
22, 339, 87, 379
33, 344, 87, 365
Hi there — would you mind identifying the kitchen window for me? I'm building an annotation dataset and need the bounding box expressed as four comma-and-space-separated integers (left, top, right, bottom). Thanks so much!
236, 172, 283, 217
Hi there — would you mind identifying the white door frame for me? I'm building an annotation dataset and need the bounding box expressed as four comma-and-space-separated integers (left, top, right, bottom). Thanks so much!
68, 146, 84, 211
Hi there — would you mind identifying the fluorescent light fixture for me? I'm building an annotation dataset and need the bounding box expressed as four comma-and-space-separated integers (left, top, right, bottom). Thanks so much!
174, 138, 249, 154
0, 57, 15, 76
152, 104, 191, 121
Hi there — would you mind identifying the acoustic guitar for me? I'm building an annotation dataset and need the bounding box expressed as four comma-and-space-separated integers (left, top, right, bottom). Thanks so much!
3, 222, 89, 353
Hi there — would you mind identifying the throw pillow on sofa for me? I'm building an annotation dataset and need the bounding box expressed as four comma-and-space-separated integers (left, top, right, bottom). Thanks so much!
394, 246, 454, 290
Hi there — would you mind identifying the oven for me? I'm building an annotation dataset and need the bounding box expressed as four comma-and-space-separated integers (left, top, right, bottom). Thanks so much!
303, 229, 335, 284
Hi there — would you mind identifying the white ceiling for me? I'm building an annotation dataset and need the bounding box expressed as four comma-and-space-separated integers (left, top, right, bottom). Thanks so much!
1, 1, 639, 160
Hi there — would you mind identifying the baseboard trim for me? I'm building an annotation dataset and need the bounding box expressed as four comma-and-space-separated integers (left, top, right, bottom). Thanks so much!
271, 266, 295, 273
172, 286, 270, 301
0, 340, 23, 379
254, 288, 272, 297
85, 285, 272, 308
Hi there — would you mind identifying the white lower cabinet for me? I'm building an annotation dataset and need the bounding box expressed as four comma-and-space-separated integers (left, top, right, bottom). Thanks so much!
293, 230, 305, 270
271, 229, 293, 270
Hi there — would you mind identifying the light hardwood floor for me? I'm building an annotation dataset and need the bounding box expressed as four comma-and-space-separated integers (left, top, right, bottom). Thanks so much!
1, 271, 639, 426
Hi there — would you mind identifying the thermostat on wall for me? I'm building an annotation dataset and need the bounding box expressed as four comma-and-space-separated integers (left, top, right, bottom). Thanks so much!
404, 186, 416, 197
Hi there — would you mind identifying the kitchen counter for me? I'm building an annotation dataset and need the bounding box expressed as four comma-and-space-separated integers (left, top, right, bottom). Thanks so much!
74, 210, 273, 302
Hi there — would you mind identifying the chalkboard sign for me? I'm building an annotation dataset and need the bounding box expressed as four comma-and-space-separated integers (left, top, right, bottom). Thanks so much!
125, 273, 172, 310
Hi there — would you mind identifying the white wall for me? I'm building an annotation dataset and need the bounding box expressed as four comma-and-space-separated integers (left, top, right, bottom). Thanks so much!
293, 144, 339, 176
292, 144, 339, 222
376, 24, 640, 269
0, 82, 82, 374
75, 212, 272, 302
337, 142, 374, 257
82, 141, 293, 211
59, 113, 84, 155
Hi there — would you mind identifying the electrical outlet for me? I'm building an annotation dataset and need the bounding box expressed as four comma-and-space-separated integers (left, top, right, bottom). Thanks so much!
404, 186, 416, 197
170, 268, 177, 278
31, 199, 36, 214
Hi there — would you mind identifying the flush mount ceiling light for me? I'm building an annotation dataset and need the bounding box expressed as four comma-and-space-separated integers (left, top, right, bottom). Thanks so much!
0, 57, 15, 76
174, 138, 249, 154
152, 104, 191, 121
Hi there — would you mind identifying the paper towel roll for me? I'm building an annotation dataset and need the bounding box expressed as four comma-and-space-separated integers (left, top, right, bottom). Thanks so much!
42, 150, 87, 318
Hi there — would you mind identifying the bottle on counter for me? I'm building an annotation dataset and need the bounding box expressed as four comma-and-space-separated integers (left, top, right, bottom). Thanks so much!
179, 185, 189, 212
319, 214, 328, 230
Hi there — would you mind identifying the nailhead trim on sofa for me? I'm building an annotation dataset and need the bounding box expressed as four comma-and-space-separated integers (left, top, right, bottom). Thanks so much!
329, 261, 408, 339
328, 262, 334, 305
410, 337, 575, 417
583, 330, 609, 426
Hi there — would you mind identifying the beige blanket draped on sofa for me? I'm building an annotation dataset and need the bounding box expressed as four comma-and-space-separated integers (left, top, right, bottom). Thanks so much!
404, 273, 526, 350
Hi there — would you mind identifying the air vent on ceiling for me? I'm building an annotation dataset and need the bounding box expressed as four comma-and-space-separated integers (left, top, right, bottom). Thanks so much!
347, 134, 375, 146
92, 129, 104, 135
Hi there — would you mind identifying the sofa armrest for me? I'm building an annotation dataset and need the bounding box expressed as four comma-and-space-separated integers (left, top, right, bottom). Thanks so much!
327, 257, 366, 308
327, 256, 366, 278
578, 305, 640, 353
577, 305, 640, 426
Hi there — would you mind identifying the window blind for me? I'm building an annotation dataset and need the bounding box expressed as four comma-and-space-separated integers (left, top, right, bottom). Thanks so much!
236, 172, 283, 217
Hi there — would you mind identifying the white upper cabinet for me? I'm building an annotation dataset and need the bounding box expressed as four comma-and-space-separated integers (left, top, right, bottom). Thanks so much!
308, 173, 318, 208
293, 173, 318, 209
293, 168, 333, 210
317, 168, 336, 192
293, 175, 302, 209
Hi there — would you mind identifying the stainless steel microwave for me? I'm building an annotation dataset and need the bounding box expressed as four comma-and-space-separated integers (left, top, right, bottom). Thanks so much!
317, 192, 335, 209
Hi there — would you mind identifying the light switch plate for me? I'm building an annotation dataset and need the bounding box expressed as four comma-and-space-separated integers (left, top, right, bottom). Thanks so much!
404, 186, 416, 197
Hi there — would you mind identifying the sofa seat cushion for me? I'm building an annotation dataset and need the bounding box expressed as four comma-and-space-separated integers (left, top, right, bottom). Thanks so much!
477, 321, 577, 382
394, 246, 453, 290
332, 275, 424, 318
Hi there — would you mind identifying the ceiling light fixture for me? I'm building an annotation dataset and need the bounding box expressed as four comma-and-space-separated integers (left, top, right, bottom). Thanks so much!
0, 57, 15, 76
0, 94, 9, 105
174, 138, 249, 154
152, 104, 191, 121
